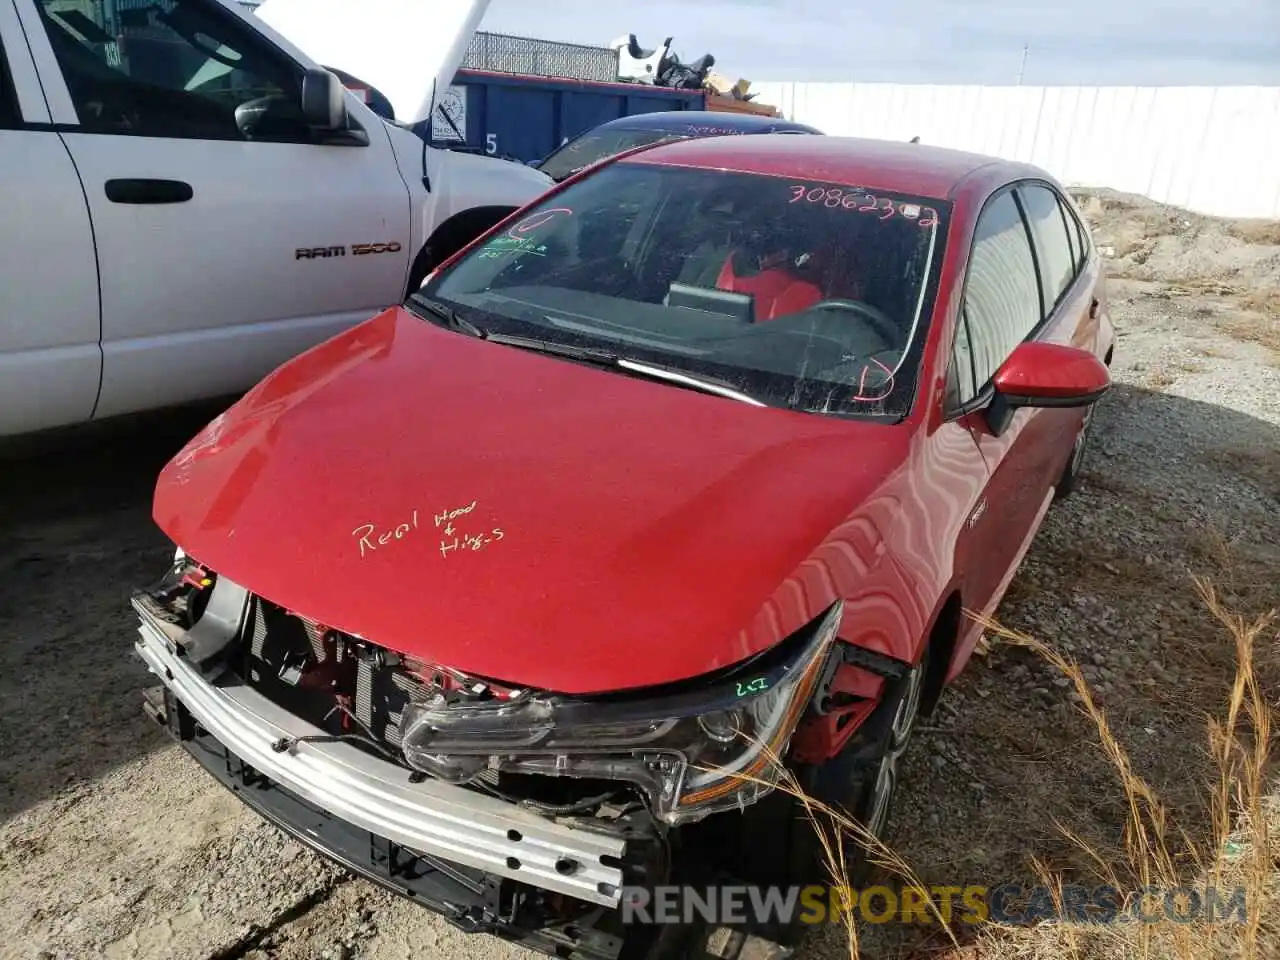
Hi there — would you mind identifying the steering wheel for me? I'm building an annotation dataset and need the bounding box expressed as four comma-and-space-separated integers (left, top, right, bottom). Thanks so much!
811, 299, 900, 347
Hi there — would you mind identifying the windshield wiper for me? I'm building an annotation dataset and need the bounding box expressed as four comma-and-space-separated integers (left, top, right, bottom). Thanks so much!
412, 319, 765, 407
484, 332, 619, 365
616, 359, 766, 407
408, 294, 487, 339
487, 336, 764, 406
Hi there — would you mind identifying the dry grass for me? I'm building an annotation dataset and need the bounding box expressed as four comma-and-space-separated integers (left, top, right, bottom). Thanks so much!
1215, 313, 1280, 365
744, 577, 1278, 960
1237, 289, 1280, 319
1226, 222, 1280, 247
961, 583, 1277, 960
1144, 279, 1280, 334
1195, 346, 1230, 360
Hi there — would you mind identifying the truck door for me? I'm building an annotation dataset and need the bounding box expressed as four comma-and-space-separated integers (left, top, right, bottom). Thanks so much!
15, 0, 412, 421
0, 0, 100, 437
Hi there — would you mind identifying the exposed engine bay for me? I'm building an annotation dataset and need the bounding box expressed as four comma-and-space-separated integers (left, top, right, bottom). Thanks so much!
141, 554, 666, 828
133, 549, 898, 957
139, 549, 855, 825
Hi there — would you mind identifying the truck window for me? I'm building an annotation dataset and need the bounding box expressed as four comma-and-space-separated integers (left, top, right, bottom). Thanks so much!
34, 0, 310, 142
1, 40, 19, 126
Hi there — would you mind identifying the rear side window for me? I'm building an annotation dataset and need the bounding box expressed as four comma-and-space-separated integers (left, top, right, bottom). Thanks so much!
0, 41, 20, 127
1061, 199, 1078, 266
961, 189, 1042, 388
1018, 183, 1077, 315
1062, 197, 1090, 271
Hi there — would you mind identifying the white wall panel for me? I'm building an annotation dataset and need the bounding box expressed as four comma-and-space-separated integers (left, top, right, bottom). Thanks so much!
753, 82, 1280, 219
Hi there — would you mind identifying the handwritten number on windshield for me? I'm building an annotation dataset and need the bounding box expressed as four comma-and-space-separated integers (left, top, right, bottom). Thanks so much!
788, 184, 936, 227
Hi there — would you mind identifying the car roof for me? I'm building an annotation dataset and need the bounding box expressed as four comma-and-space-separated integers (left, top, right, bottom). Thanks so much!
595, 110, 821, 135
620, 133, 1037, 200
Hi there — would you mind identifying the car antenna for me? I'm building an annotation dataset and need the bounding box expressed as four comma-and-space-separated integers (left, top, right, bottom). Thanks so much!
421, 78, 437, 192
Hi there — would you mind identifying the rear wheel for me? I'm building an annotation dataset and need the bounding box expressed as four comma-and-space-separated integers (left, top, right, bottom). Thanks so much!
1055, 402, 1096, 498
1057, 347, 1111, 499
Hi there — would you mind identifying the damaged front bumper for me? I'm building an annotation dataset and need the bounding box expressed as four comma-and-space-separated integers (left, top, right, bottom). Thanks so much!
133, 610, 627, 911
130, 557, 854, 957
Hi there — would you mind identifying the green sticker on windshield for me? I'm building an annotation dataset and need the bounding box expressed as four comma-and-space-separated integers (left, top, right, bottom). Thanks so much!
478, 236, 547, 259
736, 677, 769, 697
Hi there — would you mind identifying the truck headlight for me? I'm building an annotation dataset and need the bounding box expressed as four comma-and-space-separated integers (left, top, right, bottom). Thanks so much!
399, 601, 842, 824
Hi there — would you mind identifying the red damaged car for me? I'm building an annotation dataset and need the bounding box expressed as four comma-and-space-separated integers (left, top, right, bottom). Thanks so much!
133, 135, 1115, 956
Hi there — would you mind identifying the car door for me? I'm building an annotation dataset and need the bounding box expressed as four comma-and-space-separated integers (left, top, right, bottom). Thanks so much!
0, 0, 100, 437
1013, 181, 1100, 484
15, 0, 412, 421
947, 186, 1058, 618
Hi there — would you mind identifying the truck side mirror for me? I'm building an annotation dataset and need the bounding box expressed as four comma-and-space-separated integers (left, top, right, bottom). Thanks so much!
300, 68, 369, 146
301, 68, 346, 129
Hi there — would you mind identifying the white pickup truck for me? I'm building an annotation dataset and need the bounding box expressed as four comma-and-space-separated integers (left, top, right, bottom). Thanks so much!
0, 0, 553, 438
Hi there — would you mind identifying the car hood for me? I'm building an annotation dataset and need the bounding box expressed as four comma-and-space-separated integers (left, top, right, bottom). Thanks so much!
251, 0, 489, 125
155, 307, 909, 693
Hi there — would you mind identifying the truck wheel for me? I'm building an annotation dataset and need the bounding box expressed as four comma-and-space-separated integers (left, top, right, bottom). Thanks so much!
405, 206, 515, 296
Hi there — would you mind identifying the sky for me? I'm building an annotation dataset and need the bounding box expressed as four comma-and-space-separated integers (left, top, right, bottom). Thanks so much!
481, 0, 1280, 87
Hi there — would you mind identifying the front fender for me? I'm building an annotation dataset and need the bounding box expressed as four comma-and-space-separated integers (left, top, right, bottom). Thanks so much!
423, 149, 553, 240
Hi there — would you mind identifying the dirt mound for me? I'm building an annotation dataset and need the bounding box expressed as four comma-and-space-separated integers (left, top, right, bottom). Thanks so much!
1070, 188, 1280, 311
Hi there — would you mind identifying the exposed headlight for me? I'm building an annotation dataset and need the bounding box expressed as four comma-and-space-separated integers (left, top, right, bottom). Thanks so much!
399, 601, 842, 824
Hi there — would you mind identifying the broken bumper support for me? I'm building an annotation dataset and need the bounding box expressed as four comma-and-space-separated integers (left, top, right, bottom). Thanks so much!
133, 613, 626, 908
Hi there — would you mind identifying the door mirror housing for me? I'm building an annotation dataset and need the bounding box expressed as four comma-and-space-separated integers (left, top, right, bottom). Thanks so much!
986, 341, 1110, 435
301, 68, 369, 145
322, 66, 397, 122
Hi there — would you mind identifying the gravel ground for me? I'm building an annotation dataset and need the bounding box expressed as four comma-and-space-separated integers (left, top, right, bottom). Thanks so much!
1, 194, 1277, 960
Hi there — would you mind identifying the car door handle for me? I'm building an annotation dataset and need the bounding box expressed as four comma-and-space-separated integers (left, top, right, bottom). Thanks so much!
104, 178, 194, 204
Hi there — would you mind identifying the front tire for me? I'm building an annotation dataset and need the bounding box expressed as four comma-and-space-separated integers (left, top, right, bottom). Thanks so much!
808, 650, 928, 884
676, 653, 928, 950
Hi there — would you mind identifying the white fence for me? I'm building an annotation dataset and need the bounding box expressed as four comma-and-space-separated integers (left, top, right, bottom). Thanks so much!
751, 83, 1280, 220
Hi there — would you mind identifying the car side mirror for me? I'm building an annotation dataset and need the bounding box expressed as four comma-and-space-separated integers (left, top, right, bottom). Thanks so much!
986, 341, 1110, 436
301, 68, 369, 146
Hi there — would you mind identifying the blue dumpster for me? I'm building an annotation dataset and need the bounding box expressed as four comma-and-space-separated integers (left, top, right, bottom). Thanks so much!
417, 69, 705, 164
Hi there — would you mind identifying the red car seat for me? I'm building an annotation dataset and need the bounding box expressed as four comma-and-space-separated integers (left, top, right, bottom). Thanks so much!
714, 252, 822, 321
